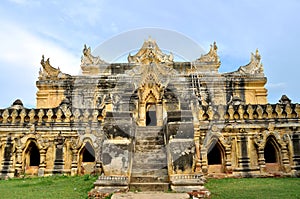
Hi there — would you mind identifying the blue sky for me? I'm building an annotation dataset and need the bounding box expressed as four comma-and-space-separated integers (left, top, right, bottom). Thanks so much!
0, 0, 300, 108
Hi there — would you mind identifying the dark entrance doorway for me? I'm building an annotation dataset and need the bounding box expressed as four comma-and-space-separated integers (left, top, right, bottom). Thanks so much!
146, 104, 157, 126
208, 144, 222, 165
82, 142, 95, 162
264, 141, 277, 163
80, 142, 96, 175
207, 142, 224, 173
28, 142, 40, 166
24, 141, 40, 175
264, 137, 281, 172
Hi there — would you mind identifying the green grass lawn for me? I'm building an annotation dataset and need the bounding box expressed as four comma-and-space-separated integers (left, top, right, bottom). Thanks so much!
205, 177, 300, 199
0, 175, 97, 199
0, 176, 300, 199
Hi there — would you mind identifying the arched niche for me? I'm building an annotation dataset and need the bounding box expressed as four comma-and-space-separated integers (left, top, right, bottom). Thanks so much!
138, 90, 163, 126
207, 140, 225, 174
146, 103, 157, 126
23, 140, 40, 175
79, 142, 96, 175
264, 136, 281, 173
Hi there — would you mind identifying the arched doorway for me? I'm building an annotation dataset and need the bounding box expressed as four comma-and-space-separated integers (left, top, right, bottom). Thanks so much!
264, 136, 281, 173
146, 104, 157, 126
207, 141, 225, 173
24, 141, 40, 175
79, 142, 95, 174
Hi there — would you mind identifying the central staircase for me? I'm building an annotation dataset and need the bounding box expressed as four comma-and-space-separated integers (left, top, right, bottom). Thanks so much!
130, 126, 169, 191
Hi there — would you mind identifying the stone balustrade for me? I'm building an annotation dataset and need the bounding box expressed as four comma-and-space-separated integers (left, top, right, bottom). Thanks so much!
198, 103, 300, 121
0, 106, 104, 125
1, 103, 299, 125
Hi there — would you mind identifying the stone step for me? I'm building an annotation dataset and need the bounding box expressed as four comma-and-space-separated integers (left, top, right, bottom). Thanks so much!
133, 152, 167, 159
133, 160, 167, 165
132, 161, 167, 167
131, 163, 167, 170
132, 161, 167, 168
136, 139, 164, 144
135, 142, 164, 147
137, 126, 162, 130
111, 192, 190, 199
135, 134, 164, 139
131, 170, 168, 178
133, 158, 166, 164
135, 145, 164, 151
134, 147, 166, 153
136, 127, 163, 131
129, 182, 170, 192
132, 154, 167, 160
130, 175, 168, 183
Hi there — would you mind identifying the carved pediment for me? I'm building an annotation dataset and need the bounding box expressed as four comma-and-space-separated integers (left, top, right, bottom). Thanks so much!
128, 37, 174, 65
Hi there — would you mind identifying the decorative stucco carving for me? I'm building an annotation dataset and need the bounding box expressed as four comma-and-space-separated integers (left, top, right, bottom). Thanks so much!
39, 55, 70, 80
279, 95, 291, 104
236, 49, 264, 75
190, 42, 221, 73
197, 42, 220, 63
81, 44, 107, 66
1, 38, 300, 183
128, 37, 174, 65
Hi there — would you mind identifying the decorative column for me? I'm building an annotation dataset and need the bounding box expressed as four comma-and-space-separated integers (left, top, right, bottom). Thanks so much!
223, 136, 233, 173
38, 149, 47, 176
225, 147, 232, 173
95, 161, 103, 175
53, 133, 65, 174
71, 148, 78, 176
70, 137, 81, 176
194, 127, 201, 173
0, 136, 14, 178
194, 141, 201, 172
95, 138, 103, 175
156, 101, 163, 126
200, 147, 208, 174
15, 146, 23, 177
292, 133, 300, 175
234, 129, 251, 174
281, 146, 291, 172
257, 147, 266, 173
38, 137, 50, 176
139, 102, 146, 126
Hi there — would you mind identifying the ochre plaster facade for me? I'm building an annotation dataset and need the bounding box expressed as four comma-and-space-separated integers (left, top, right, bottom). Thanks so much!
0, 38, 299, 193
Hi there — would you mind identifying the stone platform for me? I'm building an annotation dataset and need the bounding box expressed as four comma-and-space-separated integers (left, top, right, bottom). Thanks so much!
111, 192, 190, 199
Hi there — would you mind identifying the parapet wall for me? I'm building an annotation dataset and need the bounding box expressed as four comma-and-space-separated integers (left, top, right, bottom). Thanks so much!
197, 103, 300, 121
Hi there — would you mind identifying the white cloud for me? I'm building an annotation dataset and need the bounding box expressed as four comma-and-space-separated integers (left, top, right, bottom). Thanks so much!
61, 0, 104, 27
8, 0, 40, 6
266, 82, 286, 89
8, 0, 28, 4
0, 19, 80, 107
0, 20, 80, 75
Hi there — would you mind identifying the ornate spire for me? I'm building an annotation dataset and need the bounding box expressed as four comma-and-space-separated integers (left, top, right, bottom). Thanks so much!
127, 37, 174, 65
